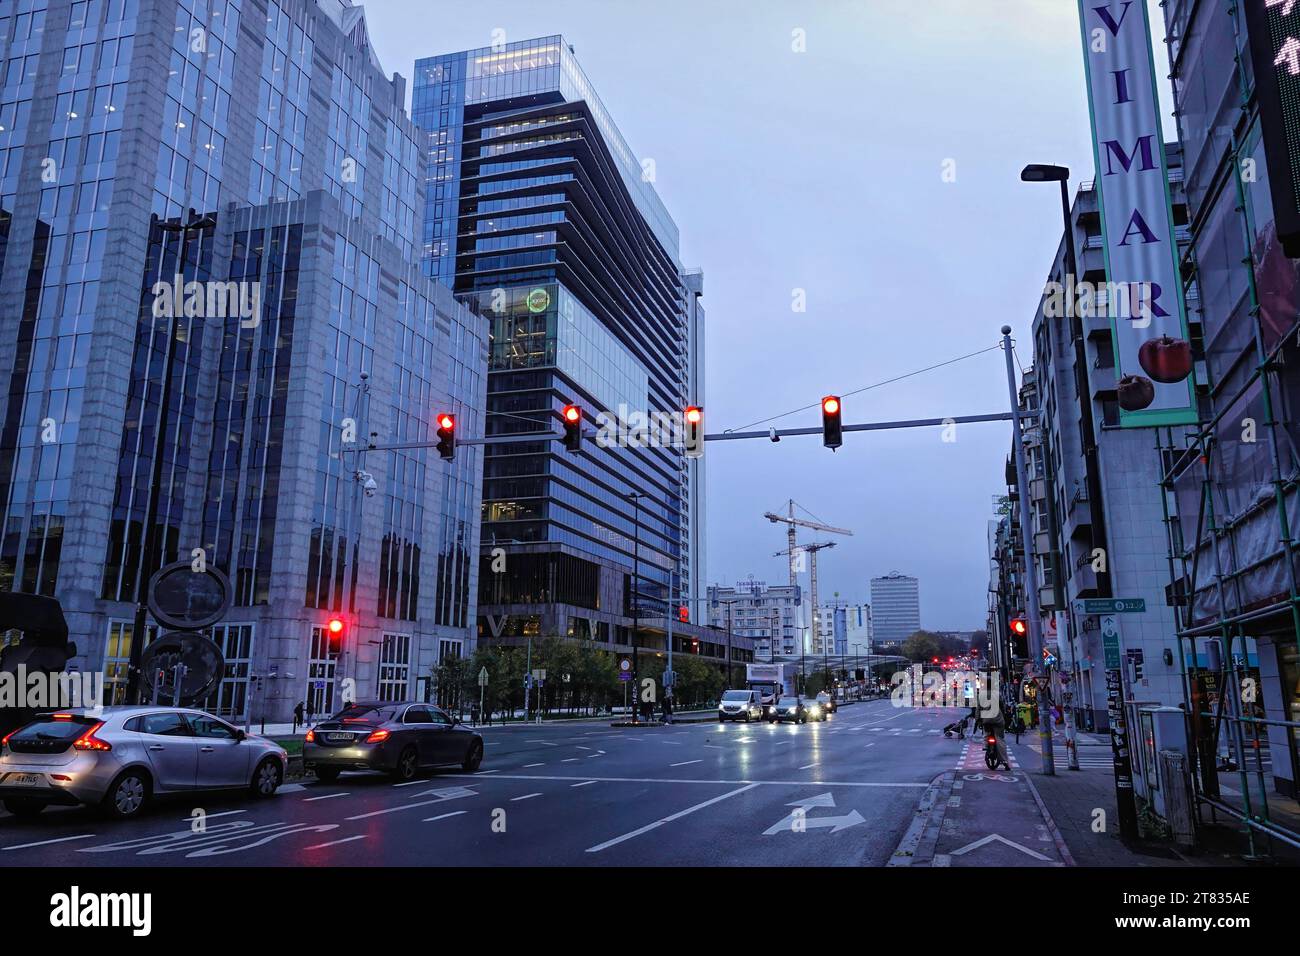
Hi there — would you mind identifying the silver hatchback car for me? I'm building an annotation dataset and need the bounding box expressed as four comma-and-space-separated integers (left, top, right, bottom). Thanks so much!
0, 706, 288, 819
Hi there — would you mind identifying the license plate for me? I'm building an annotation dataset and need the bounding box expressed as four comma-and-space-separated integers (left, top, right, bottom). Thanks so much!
327, 733, 352, 742
9, 773, 41, 787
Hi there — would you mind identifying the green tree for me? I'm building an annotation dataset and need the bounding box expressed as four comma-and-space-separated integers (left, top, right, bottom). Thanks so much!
901, 630, 943, 662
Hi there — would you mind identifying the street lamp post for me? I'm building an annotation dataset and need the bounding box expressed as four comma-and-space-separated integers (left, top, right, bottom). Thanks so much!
126, 210, 215, 704
626, 492, 643, 725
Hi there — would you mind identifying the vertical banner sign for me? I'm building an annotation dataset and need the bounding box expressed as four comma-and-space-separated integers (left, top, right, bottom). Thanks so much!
1077, 1, 1198, 426
1245, 0, 1300, 257
1105, 668, 1141, 840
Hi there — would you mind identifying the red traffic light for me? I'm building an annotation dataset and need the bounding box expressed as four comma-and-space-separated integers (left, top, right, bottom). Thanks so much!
561, 404, 582, 452
684, 405, 703, 458
328, 618, 344, 634
1010, 618, 1027, 636
437, 413, 456, 461
932, 656, 939, 664
821, 395, 843, 449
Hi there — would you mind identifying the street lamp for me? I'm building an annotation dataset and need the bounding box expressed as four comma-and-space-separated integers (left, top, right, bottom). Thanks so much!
625, 492, 643, 724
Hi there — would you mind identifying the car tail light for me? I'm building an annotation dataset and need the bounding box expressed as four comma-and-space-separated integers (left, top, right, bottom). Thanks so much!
304, 729, 315, 743
72, 722, 112, 752
365, 729, 390, 744
1, 728, 16, 747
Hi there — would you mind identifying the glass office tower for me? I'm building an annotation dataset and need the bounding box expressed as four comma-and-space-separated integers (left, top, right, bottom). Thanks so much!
0, 0, 483, 721
414, 37, 698, 653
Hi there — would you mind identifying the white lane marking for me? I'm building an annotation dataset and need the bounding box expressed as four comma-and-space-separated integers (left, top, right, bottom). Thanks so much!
576, 746, 592, 751
345, 788, 477, 820
179, 809, 246, 821
528, 741, 559, 747
442, 772, 927, 789
475, 769, 500, 774
524, 763, 544, 768
586, 784, 760, 853
734, 736, 755, 743
571, 780, 597, 787
670, 759, 702, 767
562, 758, 579, 763
511, 792, 543, 802
799, 763, 817, 770
3, 833, 96, 851
305, 834, 366, 850
424, 810, 468, 822
303, 792, 349, 802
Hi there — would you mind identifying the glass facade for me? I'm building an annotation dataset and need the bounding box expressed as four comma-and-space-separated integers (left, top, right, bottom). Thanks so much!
415, 36, 691, 645
0, 0, 483, 723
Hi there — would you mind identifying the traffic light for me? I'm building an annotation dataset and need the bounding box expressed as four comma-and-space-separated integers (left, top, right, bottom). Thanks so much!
561, 404, 582, 452
684, 405, 703, 457
821, 395, 843, 449
1010, 618, 1027, 637
326, 617, 345, 655
436, 413, 455, 461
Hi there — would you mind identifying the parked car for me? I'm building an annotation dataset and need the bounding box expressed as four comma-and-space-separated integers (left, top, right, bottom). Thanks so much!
304, 701, 483, 782
816, 691, 837, 715
772, 696, 810, 724
718, 689, 764, 722
0, 707, 287, 819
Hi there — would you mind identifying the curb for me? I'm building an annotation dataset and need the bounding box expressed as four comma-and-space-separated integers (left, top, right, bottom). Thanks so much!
1019, 767, 1078, 867
888, 771, 949, 867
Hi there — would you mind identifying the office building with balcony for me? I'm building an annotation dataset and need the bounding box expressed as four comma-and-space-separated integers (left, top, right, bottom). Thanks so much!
0, 0, 484, 722
708, 578, 802, 661
413, 37, 703, 664
815, 601, 871, 657
869, 572, 919, 650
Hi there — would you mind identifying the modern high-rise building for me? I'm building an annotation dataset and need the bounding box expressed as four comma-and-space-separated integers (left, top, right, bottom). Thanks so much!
708, 578, 802, 661
413, 37, 702, 660
0, 0, 484, 722
869, 572, 919, 649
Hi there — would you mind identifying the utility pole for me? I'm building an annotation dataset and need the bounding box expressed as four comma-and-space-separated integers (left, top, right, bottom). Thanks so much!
1002, 325, 1055, 775
627, 492, 643, 725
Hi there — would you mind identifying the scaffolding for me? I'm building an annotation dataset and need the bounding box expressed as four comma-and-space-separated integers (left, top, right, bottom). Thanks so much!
1157, 141, 1300, 856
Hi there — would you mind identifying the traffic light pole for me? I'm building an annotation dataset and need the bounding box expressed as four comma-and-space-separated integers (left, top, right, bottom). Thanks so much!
1002, 326, 1055, 776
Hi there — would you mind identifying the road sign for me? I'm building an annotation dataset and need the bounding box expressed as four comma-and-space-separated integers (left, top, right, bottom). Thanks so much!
532, 668, 546, 681
1076, 598, 1145, 615
1101, 615, 1122, 668
663, 668, 675, 687
619, 659, 631, 672
618, 671, 631, 682
477, 667, 489, 688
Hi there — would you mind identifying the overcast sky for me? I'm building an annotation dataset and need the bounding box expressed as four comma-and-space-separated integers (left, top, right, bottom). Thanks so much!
363, 0, 1173, 630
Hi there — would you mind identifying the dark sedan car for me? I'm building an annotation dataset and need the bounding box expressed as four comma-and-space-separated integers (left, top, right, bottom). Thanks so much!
303, 702, 483, 782
773, 696, 809, 724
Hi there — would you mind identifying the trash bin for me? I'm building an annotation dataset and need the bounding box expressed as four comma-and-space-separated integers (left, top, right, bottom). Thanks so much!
1017, 703, 1033, 729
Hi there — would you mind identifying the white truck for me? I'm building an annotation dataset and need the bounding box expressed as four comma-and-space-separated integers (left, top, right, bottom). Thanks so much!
745, 662, 797, 715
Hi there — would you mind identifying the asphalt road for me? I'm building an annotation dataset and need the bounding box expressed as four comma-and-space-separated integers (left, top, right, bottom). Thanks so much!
0, 698, 965, 866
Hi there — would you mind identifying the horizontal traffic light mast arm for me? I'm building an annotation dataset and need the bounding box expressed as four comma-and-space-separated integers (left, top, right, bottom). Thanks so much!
358, 433, 564, 452
707, 411, 1016, 442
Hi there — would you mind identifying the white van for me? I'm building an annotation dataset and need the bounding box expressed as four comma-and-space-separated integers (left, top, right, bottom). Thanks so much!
718, 689, 764, 722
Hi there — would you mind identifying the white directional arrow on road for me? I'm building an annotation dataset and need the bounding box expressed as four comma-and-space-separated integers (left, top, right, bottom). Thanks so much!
762, 793, 866, 835
949, 833, 1052, 861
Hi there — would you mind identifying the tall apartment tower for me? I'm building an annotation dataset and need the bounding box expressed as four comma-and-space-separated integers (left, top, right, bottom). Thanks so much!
869, 572, 920, 649
0, 0, 484, 721
413, 37, 700, 657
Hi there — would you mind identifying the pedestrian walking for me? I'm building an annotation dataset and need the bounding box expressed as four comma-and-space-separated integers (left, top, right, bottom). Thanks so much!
470, 701, 480, 726
292, 700, 305, 732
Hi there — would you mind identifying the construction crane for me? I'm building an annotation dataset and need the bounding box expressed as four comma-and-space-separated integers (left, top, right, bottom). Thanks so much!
764, 500, 853, 657
774, 541, 837, 655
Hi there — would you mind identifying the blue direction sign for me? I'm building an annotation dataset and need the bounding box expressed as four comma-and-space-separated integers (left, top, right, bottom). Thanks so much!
1077, 598, 1145, 615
